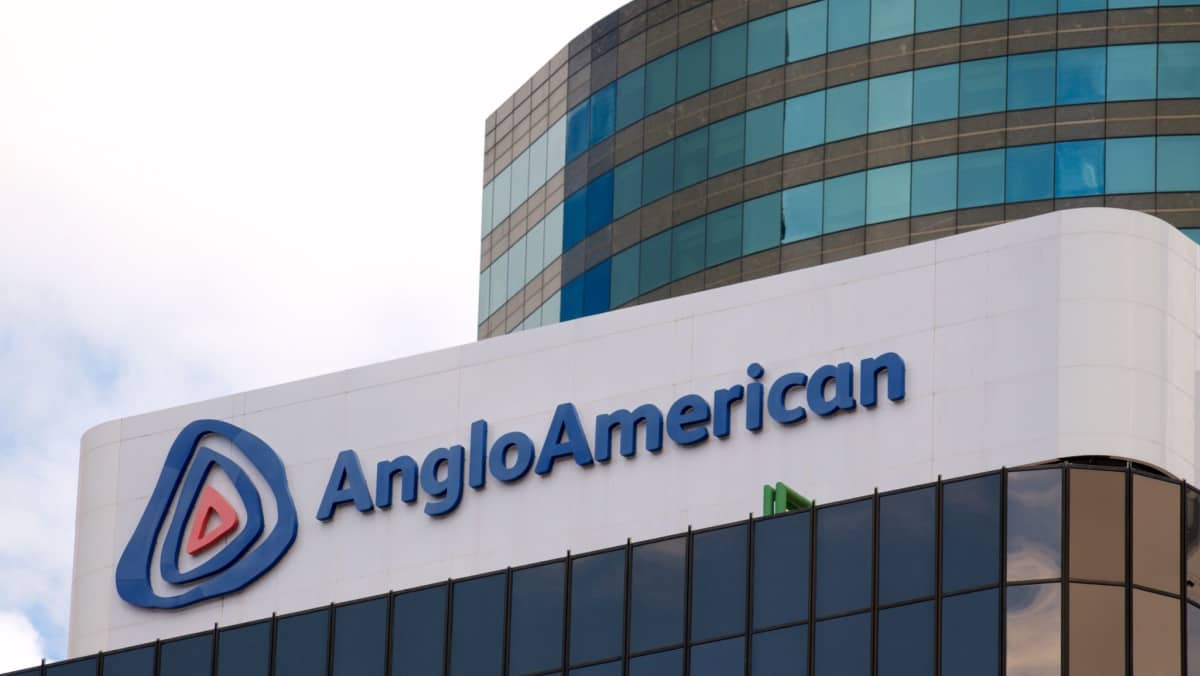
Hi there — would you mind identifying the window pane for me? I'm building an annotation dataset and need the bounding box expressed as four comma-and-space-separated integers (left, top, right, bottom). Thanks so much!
942, 589, 1000, 676
333, 599, 388, 676
614, 157, 643, 218
1060, 0, 1105, 9
630, 649, 683, 676
1134, 475, 1181, 594
866, 163, 911, 224
816, 498, 873, 617
1108, 44, 1157, 101
525, 222, 545, 282
46, 659, 96, 676
706, 205, 744, 267
748, 13, 787, 74
913, 63, 959, 124
591, 83, 616, 145
754, 511, 811, 629
675, 128, 709, 189
879, 487, 935, 606
672, 217, 707, 280
639, 230, 671, 293
107, 646, 156, 676
1188, 489, 1200, 604
752, 625, 809, 676
1069, 468, 1126, 583
630, 536, 687, 653
587, 171, 614, 235
564, 187, 587, 251
274, 609, 329, 676
829, 0, 869, 51
571, 550, 626, 665
219, 624, 271, 676
957, 149, 1005, 209
1010, 0, 1055, 16
692, 525, 749, 642
824, 172, 867, 233
509, 562, 565, 674
785, 91, 826, 152
962, 0, 1006, 24
512, 150, 530, 207
572, 662, 622, 676
1008, 52, 1056, 110
392, 586, 446, 676
960, 57, 1007, 117
869, 72, 914, 133
617, 68, 646, 130
1188, 604, 1200, 676
582, 259, 611, 317
567, 101, 590, 162
690, 637, 745, 676
611, 244, 640, 308
529, 135, 548, 190
1006, 584, 1061, 676
710, 114, 746, 177
744, 192, 782, 255
547, 118, 567, 175
878, 601, 934, 676
646, 53, 677, 114
873, 0, 914, 41
677, 38, 711, 101
1069, 584, 1124, 676
450, 574, 506, 676
826, 81, 868, 142
643, 142, 675, 204
1106, 137, 1156, 194
1134, 590, 1182, 675
1057, 47, 1106, 104
789, 2, 828, 62
912, 155, 957, 216
544, 204, 564, 264
783, 183, 823, 243
1055, 139, 1104, 198
508, 237, 527, 294
1005, 144, 1054, 203
1007, 469, 1062, 582
917, 0, 960, 32
1159, 43, 1200, 99
1158, 136, 1200, 193
746, 102, 785, 165
814, 613, 870, 676
712, 25, 748, 87
942, 473, 1001, 594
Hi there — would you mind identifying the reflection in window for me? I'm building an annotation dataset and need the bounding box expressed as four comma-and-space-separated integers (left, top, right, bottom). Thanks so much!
1057, 47, 1106, 105
754, 511, 811, 630
630, 537, 687, 653
392, 586, 446, 676
816, 499, 873, 617
1133, 475, 1181, 594
752, 625, 809, 676
943, 474, 1001, 594
570, 550, 625, 665
1188, 489, 1200, 604
1069, 469, 1125, 583
1069, 584, 1123, 676
942, 589, 999, 676
629, 649, 683, 676
1055, 140, 1104, 198
1006, 584, 1060, 676
509, 562, 565, 675
1007, 469, 1062, 581
1133, 590, 1182, 675
692, 526, 748, 642
1188, 604, 1200, 676
878, 601, 934, 676
878, 487, 935, 606
814, 613, 870, 676
450, 574, 506, 676
690, 637, 746, 676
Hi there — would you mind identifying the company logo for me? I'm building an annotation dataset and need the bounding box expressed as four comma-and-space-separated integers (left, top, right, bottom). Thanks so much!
116, 420, 298, 609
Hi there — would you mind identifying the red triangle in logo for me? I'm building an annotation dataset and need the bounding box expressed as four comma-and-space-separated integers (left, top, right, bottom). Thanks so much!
186, 486, 241, 556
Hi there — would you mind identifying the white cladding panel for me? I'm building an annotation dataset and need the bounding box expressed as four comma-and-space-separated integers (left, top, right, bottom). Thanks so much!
69, 208, 1200, 656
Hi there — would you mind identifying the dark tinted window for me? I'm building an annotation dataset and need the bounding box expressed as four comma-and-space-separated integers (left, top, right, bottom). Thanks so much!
1187, 489, 1200, 604
943, 474, 1001, 593
1007, 470, 1062, 581
691, 637, 745, 676
450, 574, 506, 676
45, 658, 96, 676
105, 646, 156, 676
693, 525, 748, 641
392, 586, 447, 676
160, 634, 212, 676
630, 537, 687, 653
571, 662, 622, 676
1187, 603, 1200, 675
752, 625, 808, 676
274, 609, 329, 676
332, 598, 387, 676
814, 612, 869, 676
509, 562, 566, 675
570, 550, 625, 664
1006, 584, 1060, 675
10, 670, 40, 676
816, 499, 873, 617
877, 602, 934, 676
754, 511, 810, 629
217, 623, 270, 676
629, 649, 683, 676
942, 589, 999, 676
879, 487, 935, 605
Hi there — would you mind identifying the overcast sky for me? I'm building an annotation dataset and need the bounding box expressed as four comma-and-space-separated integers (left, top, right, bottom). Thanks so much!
0, 0, 620, 666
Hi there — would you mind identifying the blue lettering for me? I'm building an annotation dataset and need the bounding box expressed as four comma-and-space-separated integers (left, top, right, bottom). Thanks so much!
490, 432, 536, 482
745, 363, 765, 431
536, 403, 594, 474
594, 404, 664, 461
666, 394, 711, 446
712, 386, 744, 438
375, 455, 419, 508
420, 446, 465, 517
767, 372, 808, 424
808, 363, 857, 416
468, 419, 488, 489
316, 450, 374, 521
860, 353, 906, 406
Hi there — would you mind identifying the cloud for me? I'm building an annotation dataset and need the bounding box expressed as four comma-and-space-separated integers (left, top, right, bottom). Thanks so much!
0, 611, 45, 672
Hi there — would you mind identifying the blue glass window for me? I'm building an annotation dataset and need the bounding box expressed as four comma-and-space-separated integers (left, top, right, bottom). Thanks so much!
942, 589, 1000, 676
879, 487, 935, 606
645, 53, 677, 114
710, 114, 746, 177
566, 101, 590, 162
814, 613, 870, 676
746, 102, 786, 165
869, 71, 914, 133
275, 609, 330, 676
508, 563, 565, 675
783, 183, 824, 243
1106, 137, 1155, 194
917, 0, 960, 32
1058, 47, 1106, 104
962, 0, 1006, 25
677, 38, 711, 101
570, 550, 626, 665
671, 217, 706, 280
639, 230, 671, 293
590, 84, 616, 145
752, 625, 809, 676
1108, 45, 1157, 102
878, 602, 935, 676
913, 63, 959, 124
333, 599, 386, 676
753, 511, 811, 629
582, 261, 611, 317
511, 151, 530, 209
564, 188, 587, 250
826, 81, 869, 142
815, 498, 873, 617
162, 635, 213, 676
1158, 136, 1200, 192
873, 0, 915, 41
528, 136, 548, 190
1109, 0, 1157, 8
691, 638, 746, 676
674, 128, 709, 189
1010, 0, 1055, 17
616, 68, 646, 130
707, 204, 744, 267
614, 157, 643, 219
392, 586, 446, 676
957, 149, 1005, 209
866, 163, 911, 224
749, 13, 787, 74
824, 172, 867, 232
829, 0, 870, 51
912, 155, 957, 215
789, 1, 829, 62
1055, 139, 1105, 197
960, 58, 1007, 117
1006, 144, 1054, 202
572, 662, 622, 676
785, 91, 827, 152
630, 537, 686, 653
1060, 0, 1104, 10
561, 272, 583, 322
943, 474, 1001, 594
610, 245, 640, 307
46, 659, 97, 676
1159, 43, 1200, 99
712, 25, 748, 87
1007, 52, 1056, 110
587, 171, 614, 235
547, 118, 567, 175
493, 168, 511, 226
744, 192, 783, 255
218, 623, 269, 676
629, 650, 683, 676
691, 525, 749, 641
642, 142, 675, 204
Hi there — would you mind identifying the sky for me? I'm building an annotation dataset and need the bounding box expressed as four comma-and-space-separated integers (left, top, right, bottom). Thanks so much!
0, 0, 620, 667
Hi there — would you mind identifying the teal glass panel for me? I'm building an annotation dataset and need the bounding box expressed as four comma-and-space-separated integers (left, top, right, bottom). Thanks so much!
1005, 144, 1054, 202
710, 114, 746, 177
1010, 0, 1056, 17
1107, 44, 1157, 102
671, 217, 706, 280
912, 155, 957, 216
917, 0, 960, 31
677, 38, 712, 101
785, 90, 827, 152
611, 245, 640, 307
525, 222, 544, 282
784, 183, 824, 242
1060, 0, 1105, 10
547, 117, 567, 175
866, 163, 912, 224
1109, 0, 1156, 8
478, 271, 490, 323
616, 68, 646, 130
528, 136, 548, 192
869, 71, 914, 133
1055, 139, 1105, 197
591, 84, 616, 145
582, 260, 611, 317
561, 273, 583, 321
744, 192, 783, 255
958, 149, 1005, 208
642, 141, 675, 204
674, 128, 709, 190
508, 237, 526, 294
614, 157, 643, 219
1058, 47, 1106, 104
824, 172, 867, 232
913, 63, 959, 124
748, 13, 787, 74
1159, 43, 1200, 99
1007, 52, 1056, 110
645, 53, 677, 114
1158, 136, 1200, 192
789, 1, 829, 62
1184, 229, 1200, 245
711, 25, 748, 87
510, 151, 530, 208
826, 81, 869, 142
962, 0, 1007, 24
829, 0, 870, 51
1106, 137, 1155, 194
746, 102, 786, 164
493, 168, 511, 227
543, 204, 564, 264
481, 183, 494, 234
873, 0, 914, 40
639, 231, 671, 293
960, 58, 1007, 117
706, 205, 743, 266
